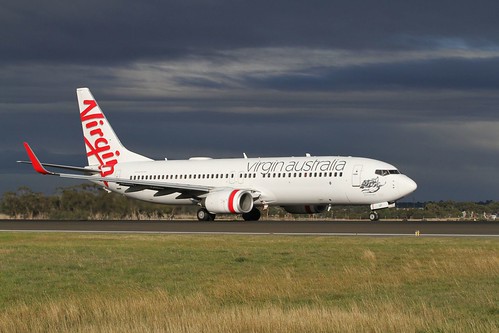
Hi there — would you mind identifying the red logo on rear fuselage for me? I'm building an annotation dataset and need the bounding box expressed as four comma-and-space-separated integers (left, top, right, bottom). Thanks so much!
80, 100, 120, 177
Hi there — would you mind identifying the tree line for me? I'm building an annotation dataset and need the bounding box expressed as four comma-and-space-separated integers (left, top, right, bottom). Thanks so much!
1, 184, 498, 221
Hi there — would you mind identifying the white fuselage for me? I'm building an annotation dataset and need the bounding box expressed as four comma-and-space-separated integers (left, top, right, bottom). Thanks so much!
22, 88, 418, 221
101, 155, 416, 207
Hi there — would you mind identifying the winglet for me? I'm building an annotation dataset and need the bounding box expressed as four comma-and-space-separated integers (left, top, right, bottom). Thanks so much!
23, 142, 53, 175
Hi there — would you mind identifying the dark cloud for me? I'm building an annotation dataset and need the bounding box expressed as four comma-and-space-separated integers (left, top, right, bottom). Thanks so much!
2, 1, 499, 202
245, 57, 499, 91
8, 108, 499, 201
2, 1, 499, 65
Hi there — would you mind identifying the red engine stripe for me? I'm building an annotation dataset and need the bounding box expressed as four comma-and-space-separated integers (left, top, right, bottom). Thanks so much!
228, 190, 239, 213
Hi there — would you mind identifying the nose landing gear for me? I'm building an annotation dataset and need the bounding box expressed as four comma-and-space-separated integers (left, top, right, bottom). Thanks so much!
369, 211, 379, 221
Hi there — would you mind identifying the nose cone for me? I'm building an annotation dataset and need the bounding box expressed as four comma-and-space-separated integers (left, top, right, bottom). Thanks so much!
400, 176, 417, 197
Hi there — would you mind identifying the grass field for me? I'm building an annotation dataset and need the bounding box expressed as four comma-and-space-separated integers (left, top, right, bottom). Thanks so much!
0, 232, 497, 332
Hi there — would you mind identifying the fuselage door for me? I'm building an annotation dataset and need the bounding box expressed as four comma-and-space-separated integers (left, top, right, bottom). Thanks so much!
352, 165, 363, 187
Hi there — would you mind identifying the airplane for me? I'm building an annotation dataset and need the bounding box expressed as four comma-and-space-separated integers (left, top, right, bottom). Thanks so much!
20, 88, 417, 221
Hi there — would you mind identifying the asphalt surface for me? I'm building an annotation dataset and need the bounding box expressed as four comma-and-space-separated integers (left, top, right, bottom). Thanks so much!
0, 220, 498, 236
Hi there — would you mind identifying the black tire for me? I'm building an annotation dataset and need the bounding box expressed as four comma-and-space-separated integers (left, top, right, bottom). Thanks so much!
242, 208, 261, 221
197, 208, 215, 221
369, 211, 379, 221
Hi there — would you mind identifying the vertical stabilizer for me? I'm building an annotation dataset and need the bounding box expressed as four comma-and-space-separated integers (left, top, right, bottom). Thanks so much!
77, 88, 151, 176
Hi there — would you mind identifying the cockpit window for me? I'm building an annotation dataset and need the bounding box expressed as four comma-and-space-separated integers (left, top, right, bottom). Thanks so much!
375, 169, 400, 176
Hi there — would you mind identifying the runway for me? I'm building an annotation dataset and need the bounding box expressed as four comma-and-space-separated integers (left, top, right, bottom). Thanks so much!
0, 220, 498, 237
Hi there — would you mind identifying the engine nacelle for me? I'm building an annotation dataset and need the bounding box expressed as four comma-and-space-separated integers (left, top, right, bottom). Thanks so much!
282, 205, 327, 214
205, 189, 254, 214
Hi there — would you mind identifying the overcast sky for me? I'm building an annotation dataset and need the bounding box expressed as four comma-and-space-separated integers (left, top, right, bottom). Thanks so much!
2, 0, 499, 202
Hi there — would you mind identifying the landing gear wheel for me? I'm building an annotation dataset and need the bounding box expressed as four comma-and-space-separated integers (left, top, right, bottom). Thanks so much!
197, 208, 215, 221
369, 211, 379, 221
242, 208, 261, 221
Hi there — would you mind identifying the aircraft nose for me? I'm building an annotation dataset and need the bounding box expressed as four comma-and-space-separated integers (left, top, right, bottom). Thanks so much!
400, 176, 417, 196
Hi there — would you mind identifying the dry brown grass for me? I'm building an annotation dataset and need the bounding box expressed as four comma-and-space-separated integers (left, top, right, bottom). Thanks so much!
3, 290, 496, 333
0, 233, 497, 332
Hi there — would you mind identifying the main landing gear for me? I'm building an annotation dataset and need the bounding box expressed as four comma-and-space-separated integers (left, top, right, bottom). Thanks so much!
242, 208, 261, 221
196, 207, 262, 221
197, 208, 216, 221
369, 211, 379, 221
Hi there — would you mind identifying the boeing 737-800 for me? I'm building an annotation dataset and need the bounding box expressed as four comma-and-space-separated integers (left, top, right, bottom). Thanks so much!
20, 88, 417, 221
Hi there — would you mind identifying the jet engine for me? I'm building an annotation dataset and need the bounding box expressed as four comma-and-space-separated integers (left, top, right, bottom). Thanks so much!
205, 189, 254, 214
282, 205, 327, 214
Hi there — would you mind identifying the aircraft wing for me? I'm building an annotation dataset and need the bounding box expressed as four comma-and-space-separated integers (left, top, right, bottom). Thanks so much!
17, 161, 101, 175
21, 142, 260, 200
